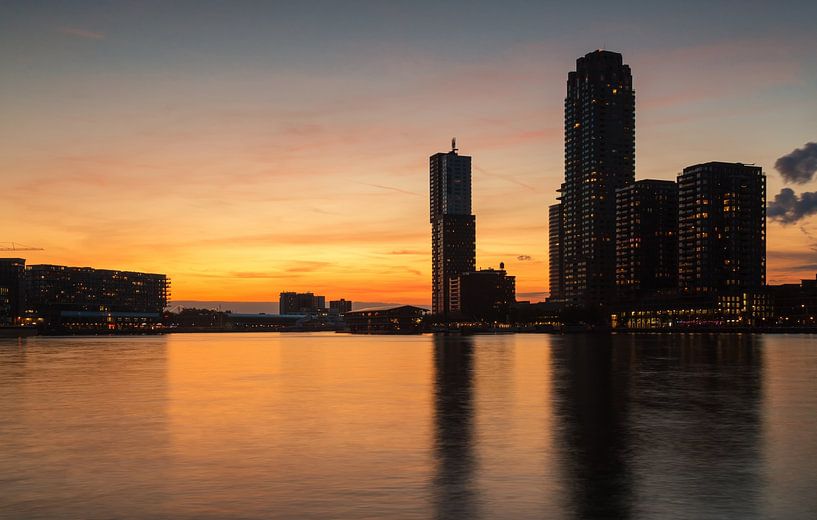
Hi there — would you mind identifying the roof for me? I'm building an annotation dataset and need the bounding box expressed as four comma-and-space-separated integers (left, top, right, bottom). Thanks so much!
346, 305, 429, 315
58, 311, 161, 318
227, 313, 307, 319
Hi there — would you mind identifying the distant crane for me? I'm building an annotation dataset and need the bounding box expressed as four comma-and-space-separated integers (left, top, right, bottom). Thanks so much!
0, 242, 44, 252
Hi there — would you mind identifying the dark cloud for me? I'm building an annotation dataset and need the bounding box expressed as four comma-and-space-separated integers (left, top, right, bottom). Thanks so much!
768, 188, 817, 224
775, 142, 817, 184
517, 255, 532, 261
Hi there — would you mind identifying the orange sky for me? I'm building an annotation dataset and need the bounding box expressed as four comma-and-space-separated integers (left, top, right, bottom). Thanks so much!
3, 3, 817, 304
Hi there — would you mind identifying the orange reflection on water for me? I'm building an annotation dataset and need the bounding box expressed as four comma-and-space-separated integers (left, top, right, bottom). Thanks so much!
164, 332, 436, 517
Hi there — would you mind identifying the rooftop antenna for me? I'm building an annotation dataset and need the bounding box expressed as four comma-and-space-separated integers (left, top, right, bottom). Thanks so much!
451, 137, 458, 153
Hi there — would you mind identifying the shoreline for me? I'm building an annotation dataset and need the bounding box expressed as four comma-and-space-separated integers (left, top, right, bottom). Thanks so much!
4, 327, 817, 338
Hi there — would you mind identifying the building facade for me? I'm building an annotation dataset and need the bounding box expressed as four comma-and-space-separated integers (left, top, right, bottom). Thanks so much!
548, 204, 564, 301
557, 50, 635, 307
279, 292, 326, 314
344, 305, 428, 334
329, 299, 352, 315
0, 286, 10, 326
768, 275, 817, 326
430, 142, 476, 315
25, 264, 169, 330
615, 180, 678, 301
0, 258, 26, 324
678, 162, 766, 296
450, 266, 516, 323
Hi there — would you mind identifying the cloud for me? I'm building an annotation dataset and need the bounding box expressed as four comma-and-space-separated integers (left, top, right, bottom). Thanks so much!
775, 142, 817, 184
768, 188, 817, 224
357, 182, 418, 196
516, 291, 547, 300
59, 27, 105, 40
230, 271, 289, 279
285, 261, 331, 273
475, 166, 538, 192
766, 247, 817, 275
388, 250, 424, 255
517, 255, 532, 261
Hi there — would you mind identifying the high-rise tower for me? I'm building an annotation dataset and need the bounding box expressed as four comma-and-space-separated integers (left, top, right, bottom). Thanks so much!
678, 162, 766, 296
615, 180, 678, 301
430, 140, 476, 315
556, 50, 635, 307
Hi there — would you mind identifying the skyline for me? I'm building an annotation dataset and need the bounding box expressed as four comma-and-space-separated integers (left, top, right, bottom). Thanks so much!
3, 1, 817, 305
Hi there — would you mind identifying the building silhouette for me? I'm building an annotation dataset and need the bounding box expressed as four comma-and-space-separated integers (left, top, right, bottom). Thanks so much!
0, 258, 26, 324
344, 305, 427, 334
615, 180, 678, 301
279, 291, 325, 314
678, 162, 766, 296
329, 299, 352, 315
450, 264, 516, 323
554, 50, 635, 307
611, 163, 769, 329
548, 204, 564, 301
18, 262, 169, 330
430, 140, 476, 315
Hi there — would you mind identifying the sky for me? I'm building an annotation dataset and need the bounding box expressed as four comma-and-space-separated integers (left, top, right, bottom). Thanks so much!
2, 0, 817, 305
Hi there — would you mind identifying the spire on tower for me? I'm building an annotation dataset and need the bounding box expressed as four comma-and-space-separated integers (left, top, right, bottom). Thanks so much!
451, 137, 458, 153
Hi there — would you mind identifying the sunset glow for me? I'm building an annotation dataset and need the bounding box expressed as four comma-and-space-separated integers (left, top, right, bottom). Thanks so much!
3, 2, 817, 305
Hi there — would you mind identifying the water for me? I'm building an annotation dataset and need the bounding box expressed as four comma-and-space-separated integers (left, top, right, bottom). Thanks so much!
1, 333, 816, 519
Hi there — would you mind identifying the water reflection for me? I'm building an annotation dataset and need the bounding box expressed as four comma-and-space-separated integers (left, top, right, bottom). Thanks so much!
1, 333, 814, 519
0, 336, 171, 519
432, 334, 477, 520
629, 334, 763, 518
551, 334, 764, 519
551, 334, 634, 519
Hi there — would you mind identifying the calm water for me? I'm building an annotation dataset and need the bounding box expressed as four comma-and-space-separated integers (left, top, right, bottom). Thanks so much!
1, 333, 816, 519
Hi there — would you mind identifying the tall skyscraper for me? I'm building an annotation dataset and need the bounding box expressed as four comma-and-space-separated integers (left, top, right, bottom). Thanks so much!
615, 180, 678, 301
678, 162, 766, 295
556, 50, 635, 307
430, 140, 476, 315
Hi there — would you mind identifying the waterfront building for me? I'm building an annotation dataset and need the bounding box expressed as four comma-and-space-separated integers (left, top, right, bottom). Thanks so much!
0, 286, 10, 326
25, 263, 169, 330
768, 274, 817, 326
610, 292, 772, 329
430, 140, 476, 315
615, 180, 678, 301
279, 291, 326, 314
344, 305, 428, 334
450, 264, 516, 323
677, 162, 766, 296
557, 50, 635, 307
548, 204, 564, 301
329, 299, 352, 315
0, 258, 26, 324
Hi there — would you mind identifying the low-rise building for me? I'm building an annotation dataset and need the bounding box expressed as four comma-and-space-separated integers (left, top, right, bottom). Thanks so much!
769, 275, 817, 326
611, 292, 772, 329
329, 299, 352, 315
279, 291, 326, 314
344, 305, 428, 334
449, 264, 515, 323
25, 263, 169, 331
